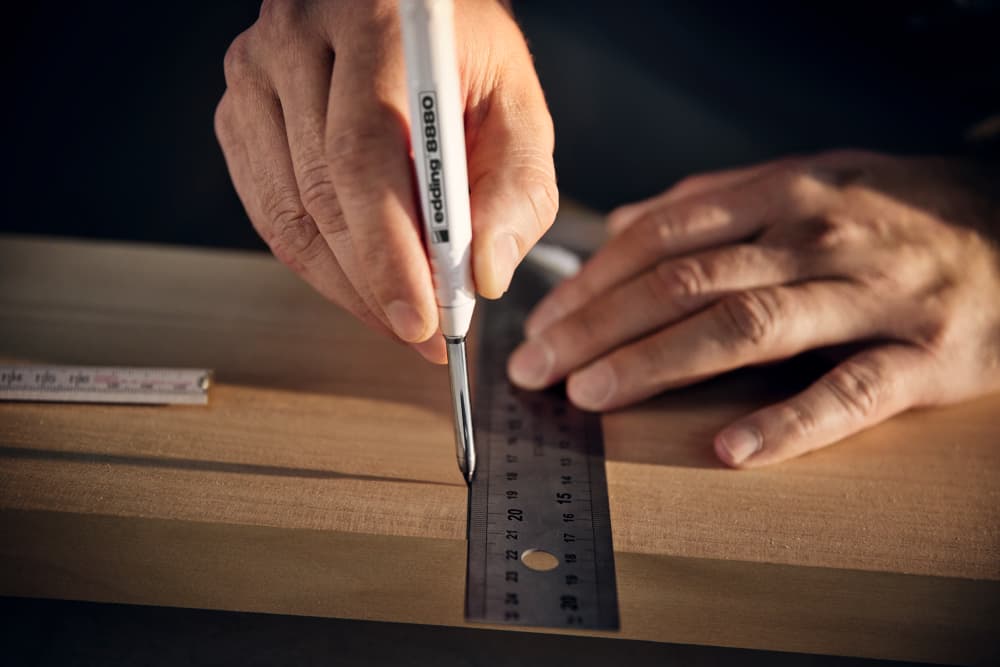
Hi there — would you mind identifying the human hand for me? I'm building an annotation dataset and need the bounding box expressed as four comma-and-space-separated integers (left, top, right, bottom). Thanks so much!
215, 0, 557, 363
508, 150, 1000, 467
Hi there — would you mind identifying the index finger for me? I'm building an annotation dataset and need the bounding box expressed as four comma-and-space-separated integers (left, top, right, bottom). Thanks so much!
525, 166, 832, 337
606, 159, 793, 236
324, 29, 438, 344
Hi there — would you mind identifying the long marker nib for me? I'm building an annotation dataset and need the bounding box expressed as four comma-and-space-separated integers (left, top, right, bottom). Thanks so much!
445, 336, 476, 483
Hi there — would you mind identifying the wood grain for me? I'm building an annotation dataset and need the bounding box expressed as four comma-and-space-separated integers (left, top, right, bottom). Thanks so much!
1, 234, 998, 664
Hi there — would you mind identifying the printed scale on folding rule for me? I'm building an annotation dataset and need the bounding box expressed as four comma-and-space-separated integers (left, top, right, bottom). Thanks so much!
465, 267, 620, 631
0, 365, 211, 405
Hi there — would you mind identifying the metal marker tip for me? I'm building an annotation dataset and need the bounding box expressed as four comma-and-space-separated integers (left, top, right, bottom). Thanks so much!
445, 336, 476, 484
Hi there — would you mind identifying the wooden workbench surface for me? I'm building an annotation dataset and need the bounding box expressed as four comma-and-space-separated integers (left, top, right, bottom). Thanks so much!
1, 234, 997, 664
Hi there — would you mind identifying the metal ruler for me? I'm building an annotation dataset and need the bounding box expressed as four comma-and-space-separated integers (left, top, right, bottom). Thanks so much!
465, 263, 620, 631
0, 365, 211, 405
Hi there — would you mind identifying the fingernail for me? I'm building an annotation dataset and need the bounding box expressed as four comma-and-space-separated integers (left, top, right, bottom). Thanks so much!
386, 300, 428, 343
508, 338, 555, 388
568, 361, 616, 409
413, 337, 447, 365
717, 427, 763, 465
493, 233, 521, 293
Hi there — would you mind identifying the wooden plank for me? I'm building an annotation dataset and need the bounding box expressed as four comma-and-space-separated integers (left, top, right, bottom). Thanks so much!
1, 235, 998, 663
3, 509, 997, 665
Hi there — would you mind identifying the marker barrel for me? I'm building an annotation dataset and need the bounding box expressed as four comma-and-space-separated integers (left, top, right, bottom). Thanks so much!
400, 0, 476, 339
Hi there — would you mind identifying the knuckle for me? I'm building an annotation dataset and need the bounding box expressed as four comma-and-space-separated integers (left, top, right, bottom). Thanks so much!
651, 258, 705, 302
312, 202, 351, 246
298, 166, 351, 244
223, 32, 257, 88
803, 215, 857, 251
259, 197, 322, 271
213, 96, 234, 145
260, 186, 302, 226
297, 159, 337, 211
728, 243, 770, 275
647, 208, 686, 247
821, 359, 885, 420
912, 317, 951, 352
648, 202, 730, 248
674, 173, 705, 190
855, 268, 900, 299
780, 165, 829, 202
908, 287, 959, 350
665, 175, 696, 197
521, 171, 560, 237
782, 403, 819, 440
801, 151, 874, 189
717, 289, 782, 347
606, 204, 636, 229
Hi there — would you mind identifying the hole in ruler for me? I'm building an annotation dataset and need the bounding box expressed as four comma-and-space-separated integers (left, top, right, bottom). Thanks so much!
521, 549, 559, 571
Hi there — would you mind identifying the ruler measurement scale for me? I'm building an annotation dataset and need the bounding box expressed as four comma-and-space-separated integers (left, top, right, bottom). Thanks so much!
0, 366, 211, 405
466, 275, 619, 630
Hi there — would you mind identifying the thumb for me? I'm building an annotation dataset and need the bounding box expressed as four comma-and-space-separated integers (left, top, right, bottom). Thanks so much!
468, 80, 558, 298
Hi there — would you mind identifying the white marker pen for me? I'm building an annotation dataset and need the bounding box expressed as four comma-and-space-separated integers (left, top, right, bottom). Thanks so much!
399, 0, 476, 483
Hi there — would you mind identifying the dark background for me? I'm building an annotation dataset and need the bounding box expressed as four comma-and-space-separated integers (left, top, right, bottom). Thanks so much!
1, 2, 997, 663
1, 1, 997, 251
0, 597, 934, 667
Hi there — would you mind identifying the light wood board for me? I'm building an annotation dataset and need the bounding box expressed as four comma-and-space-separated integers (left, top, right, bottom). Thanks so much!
1, 235, 998, 664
